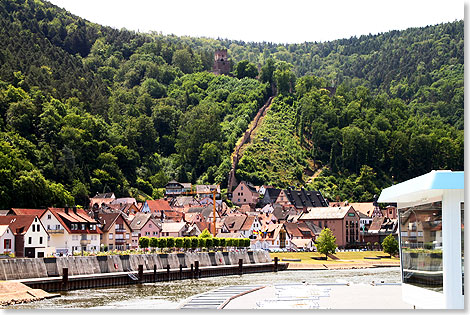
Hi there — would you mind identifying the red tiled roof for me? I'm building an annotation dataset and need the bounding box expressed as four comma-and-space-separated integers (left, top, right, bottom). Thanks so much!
147, 199, 172, 212
11, 208, 47, 216
283, 222, 303, 238
240, 216, 255, 231
0, 215, 38, 235
46, 208, 102, 234
195, 221, 211, 233
223, 215, 247, 232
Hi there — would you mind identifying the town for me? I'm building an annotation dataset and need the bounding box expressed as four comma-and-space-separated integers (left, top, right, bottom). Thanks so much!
0, 180, 398, 258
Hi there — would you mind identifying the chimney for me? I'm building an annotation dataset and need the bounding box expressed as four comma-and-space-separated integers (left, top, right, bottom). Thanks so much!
65, 206, 69, 214
73, 206, 77, 214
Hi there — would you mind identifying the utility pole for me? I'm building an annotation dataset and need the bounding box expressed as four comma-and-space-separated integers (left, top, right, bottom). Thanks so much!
212, 190, 217, 237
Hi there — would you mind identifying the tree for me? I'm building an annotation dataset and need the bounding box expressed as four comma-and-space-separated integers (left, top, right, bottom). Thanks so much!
149, 237, 158, 252
198, 237, 206, 249
175, 237, 184, 249
205, 238, 213, 249
199, 228, 212, 239
183, 237, 191, 250
315, 228, 337, 259
139, 236, 150, 249
167, 237, 175, 249
219, 238, 226, 248
235, 60, 258, 79
158, 237, 167, 250
231, 238, 239, 248
191, 237, 198, 249
382, 234, 399, 257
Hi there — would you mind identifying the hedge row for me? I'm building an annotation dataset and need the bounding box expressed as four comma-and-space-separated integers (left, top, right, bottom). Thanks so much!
138, 236, 251, 249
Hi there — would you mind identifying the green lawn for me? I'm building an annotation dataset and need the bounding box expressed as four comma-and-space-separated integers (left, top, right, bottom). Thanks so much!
269, 251, 400, 264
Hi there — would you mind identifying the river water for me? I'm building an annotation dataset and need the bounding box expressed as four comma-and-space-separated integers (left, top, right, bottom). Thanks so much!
8, 267, 401, 309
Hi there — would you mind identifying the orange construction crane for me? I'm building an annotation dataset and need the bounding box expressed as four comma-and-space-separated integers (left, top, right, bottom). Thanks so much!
181, 186, 219, 237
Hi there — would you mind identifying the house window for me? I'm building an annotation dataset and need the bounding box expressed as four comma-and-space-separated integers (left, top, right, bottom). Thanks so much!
241, 186, 243, 190
4, 239, 11, 249
319, 221, 322, 228
109, 233, 113, 240
47, 225, 51, 230
37, 225, 40, 232
145, 232, 150, 236
149, 224, 152, 228
39, 237, 43, 244
47, 214, 51, 220
244, 199, 246, 202
125, 234, 129, 239
32, 225, 35, 232
28, 237, 32, 244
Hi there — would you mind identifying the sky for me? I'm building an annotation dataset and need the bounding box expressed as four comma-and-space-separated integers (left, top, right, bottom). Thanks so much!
48, 0, 463, 44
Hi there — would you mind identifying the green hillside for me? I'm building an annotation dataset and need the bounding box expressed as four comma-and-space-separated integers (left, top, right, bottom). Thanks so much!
0, 0, 463, 207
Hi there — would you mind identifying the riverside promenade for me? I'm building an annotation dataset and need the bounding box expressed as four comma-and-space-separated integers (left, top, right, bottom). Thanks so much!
222, 283, 413, 309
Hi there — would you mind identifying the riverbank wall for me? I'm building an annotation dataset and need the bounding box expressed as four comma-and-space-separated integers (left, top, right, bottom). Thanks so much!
0, 250, 271, 281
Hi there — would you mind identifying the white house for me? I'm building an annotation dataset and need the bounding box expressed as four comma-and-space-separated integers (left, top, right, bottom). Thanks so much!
0, 215, 49, 258
0, 225, 15, 255
239, 216, 263, 239
41, 208, 101, 255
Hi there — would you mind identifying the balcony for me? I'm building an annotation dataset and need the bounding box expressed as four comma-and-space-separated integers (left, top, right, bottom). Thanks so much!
47, 229, 64, 234
80, 239, 91, 245
114, 239, 126, 244
115, 228, 126, 233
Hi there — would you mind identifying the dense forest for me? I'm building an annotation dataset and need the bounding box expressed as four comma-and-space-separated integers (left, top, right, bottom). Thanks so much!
0, 0, 463, 208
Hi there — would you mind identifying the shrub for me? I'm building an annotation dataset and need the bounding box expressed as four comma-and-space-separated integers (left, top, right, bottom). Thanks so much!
205, 238, 213, 248
213, 237, 220, 247
226, 238, 233, 247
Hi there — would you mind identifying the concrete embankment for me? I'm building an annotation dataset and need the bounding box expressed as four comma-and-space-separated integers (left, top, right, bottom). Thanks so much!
0, 251, 287, 293
0, 250, 270, 281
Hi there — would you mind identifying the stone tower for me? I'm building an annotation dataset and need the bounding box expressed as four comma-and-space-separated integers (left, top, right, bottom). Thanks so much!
212, 49, 230, 75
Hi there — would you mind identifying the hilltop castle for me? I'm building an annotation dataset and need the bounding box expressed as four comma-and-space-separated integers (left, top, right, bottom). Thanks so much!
212, 49, 231, 75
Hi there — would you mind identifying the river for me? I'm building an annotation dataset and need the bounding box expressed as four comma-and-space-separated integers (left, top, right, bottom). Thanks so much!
7, 267, 401, 309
